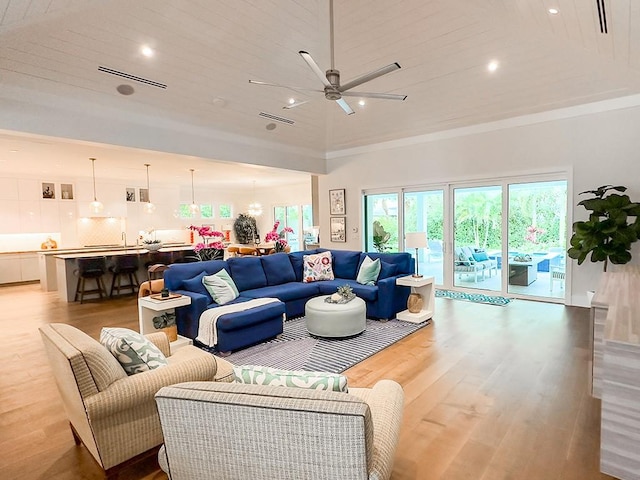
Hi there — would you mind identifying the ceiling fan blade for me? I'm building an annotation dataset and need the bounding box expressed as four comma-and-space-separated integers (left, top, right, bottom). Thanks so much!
341, 91, 407, 101
282, 100, 310, 110
338, 63, 401, 92
299, 51, 332, 88
248, 79, 322, 93
335, 98, 355, 115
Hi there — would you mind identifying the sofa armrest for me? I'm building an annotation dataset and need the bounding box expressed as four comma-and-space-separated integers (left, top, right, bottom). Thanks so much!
172, 290, 210, 339
376, 276, 410, 320
84, 349, 217, 419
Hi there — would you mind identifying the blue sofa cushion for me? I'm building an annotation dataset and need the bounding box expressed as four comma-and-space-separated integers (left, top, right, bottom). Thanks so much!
227, 256, 268, 292
242, 282, 321, 302
330, 249, 362, 280
317, 279, 378, 302
378, 261, 399, 280
261, 253, 296, 286
181, 271, 211, 299
289, 249, 319, 282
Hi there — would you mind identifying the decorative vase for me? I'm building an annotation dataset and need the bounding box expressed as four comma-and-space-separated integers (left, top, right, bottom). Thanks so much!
160, 325, 178, 342
407, 292, 424, 313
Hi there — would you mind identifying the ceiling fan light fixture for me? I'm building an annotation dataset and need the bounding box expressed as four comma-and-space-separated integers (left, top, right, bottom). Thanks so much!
89, 158, 103, 214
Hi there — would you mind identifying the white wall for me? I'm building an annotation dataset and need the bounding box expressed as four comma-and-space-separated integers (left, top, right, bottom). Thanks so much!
320, 104, 640, 307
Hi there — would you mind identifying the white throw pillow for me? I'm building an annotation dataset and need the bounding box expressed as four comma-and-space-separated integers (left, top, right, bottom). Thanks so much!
202, 269, 239, 305
100, 327, 168, 376
233, 365, 348, 392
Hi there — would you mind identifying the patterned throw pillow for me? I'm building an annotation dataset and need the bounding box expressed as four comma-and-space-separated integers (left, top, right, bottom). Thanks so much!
302, 251, 335, 283
356, 255, 381, 285
202, 269, 239, 305
233, 365, 348, 392
100, 327, 168, 376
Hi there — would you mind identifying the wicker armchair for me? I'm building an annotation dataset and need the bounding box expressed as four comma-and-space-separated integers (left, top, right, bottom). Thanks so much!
39, 323, 234, 479
155, 379, 404, 480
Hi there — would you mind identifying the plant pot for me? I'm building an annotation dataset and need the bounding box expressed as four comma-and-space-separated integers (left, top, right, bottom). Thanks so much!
407, 293, 424, 313
145, 242, 163, 252
160, 325, 178, 342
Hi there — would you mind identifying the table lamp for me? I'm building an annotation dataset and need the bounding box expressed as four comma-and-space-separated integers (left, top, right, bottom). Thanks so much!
406, 232, 427, 278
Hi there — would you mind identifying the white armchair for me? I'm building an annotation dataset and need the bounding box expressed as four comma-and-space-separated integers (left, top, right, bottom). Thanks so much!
39, 323, 234, 479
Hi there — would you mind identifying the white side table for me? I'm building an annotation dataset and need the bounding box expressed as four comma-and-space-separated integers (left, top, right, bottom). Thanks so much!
138, 295, 193, 350
395, 275, 435, 324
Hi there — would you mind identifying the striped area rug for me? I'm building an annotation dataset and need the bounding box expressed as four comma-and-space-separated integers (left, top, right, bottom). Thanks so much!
223, 317, 428, 374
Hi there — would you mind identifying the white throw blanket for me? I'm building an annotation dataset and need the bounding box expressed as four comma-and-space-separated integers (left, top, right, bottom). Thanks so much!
196, 297, 283, 347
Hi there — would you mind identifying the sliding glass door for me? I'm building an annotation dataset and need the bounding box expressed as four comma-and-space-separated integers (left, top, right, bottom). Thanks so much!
364, 193, 399, 253
453, 185, 502, 292
507, 181, 567, 298
403, 189, 444, 284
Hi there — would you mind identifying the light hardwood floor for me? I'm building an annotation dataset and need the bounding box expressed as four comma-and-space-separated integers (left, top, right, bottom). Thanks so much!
0, 283, 613, 480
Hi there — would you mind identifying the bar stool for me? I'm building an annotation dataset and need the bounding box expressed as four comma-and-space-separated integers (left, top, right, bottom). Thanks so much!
109, 254, 140, 297
74, 256, 108, 304
238, 246, 258, 257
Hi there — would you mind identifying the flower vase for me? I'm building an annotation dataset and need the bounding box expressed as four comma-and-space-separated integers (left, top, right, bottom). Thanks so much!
407, 292, 424, 313
197, 248, 224, 261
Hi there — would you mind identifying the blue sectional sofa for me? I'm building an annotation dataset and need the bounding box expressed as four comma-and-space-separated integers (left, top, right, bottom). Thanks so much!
163, 248, 414, 353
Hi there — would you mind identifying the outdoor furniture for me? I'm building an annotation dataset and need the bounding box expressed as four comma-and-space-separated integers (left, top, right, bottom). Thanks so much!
39, 323, 233, 480
427, 239, 443, 262
549, 255, 566, 291
454, 246, 498, 282
155, 379, 404, 480
305, 295, 366, 338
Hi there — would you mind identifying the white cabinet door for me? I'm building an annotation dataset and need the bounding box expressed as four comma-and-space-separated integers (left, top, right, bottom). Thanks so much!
20, 254, 40, 281
0, 255, 22, 284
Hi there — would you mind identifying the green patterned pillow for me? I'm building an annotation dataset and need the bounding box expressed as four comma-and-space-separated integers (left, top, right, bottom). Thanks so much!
233, 365, 348, 392
100, 327, 168, 376
202, 269, 239, 305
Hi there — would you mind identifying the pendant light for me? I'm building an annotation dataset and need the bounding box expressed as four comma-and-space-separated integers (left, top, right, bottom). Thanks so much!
248, 181, 262, 216
143, 163, 156, 213
89, 157, 104, 214
189, 169, 200, 215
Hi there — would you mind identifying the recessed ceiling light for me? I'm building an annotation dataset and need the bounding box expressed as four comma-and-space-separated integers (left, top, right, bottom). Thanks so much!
358, 99, 366, 106
548, 8, 559, 15
288, 98, 295, 105
212, 97, 227, 107
487, 61, 499, 72
116, 84, 135, 95
141, 45, 154, 58
266, 123, 277, 131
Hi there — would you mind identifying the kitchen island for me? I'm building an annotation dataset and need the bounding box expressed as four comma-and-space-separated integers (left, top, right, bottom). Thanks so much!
53, 245, 194, 302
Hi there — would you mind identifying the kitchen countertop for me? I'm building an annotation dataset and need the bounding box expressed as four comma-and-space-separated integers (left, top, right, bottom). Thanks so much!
53, 245, 194, 259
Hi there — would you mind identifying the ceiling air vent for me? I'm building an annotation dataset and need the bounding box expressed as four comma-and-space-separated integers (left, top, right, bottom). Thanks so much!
98, 66, 167, 89
258, 112, 294, 125
596, 0, 608, 34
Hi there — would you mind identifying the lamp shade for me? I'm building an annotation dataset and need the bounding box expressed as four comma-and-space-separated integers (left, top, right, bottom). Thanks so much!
406, 232, 427, 249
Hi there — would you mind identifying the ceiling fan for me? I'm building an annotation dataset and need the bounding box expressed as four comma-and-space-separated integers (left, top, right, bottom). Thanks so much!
249, 0, 406, 115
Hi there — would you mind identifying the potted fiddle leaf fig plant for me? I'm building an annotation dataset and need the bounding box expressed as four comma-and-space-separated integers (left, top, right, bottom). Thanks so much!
568, 185, 640, 272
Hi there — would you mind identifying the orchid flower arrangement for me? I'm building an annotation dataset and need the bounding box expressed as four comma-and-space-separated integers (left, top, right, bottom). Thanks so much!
189, 225, 225, 253
264, 220, 294, 252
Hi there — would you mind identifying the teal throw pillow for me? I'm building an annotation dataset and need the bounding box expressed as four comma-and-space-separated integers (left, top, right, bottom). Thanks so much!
233, 365, 348, 392
100, 327, 168, 376
356, 255, 381, 285
472, 251, 489, 262
202, 269, 239, 305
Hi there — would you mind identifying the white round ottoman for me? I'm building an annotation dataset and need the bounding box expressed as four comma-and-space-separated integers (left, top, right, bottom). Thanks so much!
305, 295, 366, 338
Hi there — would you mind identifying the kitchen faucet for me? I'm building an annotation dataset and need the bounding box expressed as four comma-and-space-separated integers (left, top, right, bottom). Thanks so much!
122, 232, 127, 247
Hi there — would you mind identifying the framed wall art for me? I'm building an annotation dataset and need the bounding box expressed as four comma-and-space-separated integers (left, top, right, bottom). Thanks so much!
126, 188, 136, 202
42, 182, 55, 199
329, 188, 346, 215
139, 188, 149, 203
60, 183, 74, 200
330, 217, 346, 242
